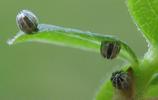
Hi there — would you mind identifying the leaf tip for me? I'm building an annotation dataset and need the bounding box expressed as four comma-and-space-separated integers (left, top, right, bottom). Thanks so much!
7, 32, 24, 45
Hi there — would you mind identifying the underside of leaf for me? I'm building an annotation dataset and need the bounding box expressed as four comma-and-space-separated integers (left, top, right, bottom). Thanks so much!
8, 24, 138, 65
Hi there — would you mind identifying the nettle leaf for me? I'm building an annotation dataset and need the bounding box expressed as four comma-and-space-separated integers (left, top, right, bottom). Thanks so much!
8, 24, 138, 64
128, 0, 158, 45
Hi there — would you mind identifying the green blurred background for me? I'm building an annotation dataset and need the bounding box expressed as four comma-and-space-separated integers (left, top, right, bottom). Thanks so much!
0, 0, 147, 100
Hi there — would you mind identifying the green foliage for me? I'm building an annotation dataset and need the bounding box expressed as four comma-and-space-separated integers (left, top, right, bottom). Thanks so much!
95, 0, 158, 99
149, 73, 158, 86
128, 0, 158, 45
9, 0, 158, 99
146, 85, 158, 98
97, 0, 158, 99
8, 24, 138, 65
95, 81, 113, 100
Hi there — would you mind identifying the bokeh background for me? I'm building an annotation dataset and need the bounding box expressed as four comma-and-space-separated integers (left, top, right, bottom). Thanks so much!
0, 0, 147, 100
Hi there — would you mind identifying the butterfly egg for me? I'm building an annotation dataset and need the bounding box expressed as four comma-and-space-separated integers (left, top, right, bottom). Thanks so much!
100, 41, 121, 59
16, 10, 39, 34
111, 70, 130, 90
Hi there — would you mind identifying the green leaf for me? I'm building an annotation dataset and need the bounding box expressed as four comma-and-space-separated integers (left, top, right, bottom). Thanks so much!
144, 73, 158, 99
145, 85, 158, 98
8, 24, 138, 64
147, 73, 158, 86
128, 0, 158, 45
95, 81, 114, 100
